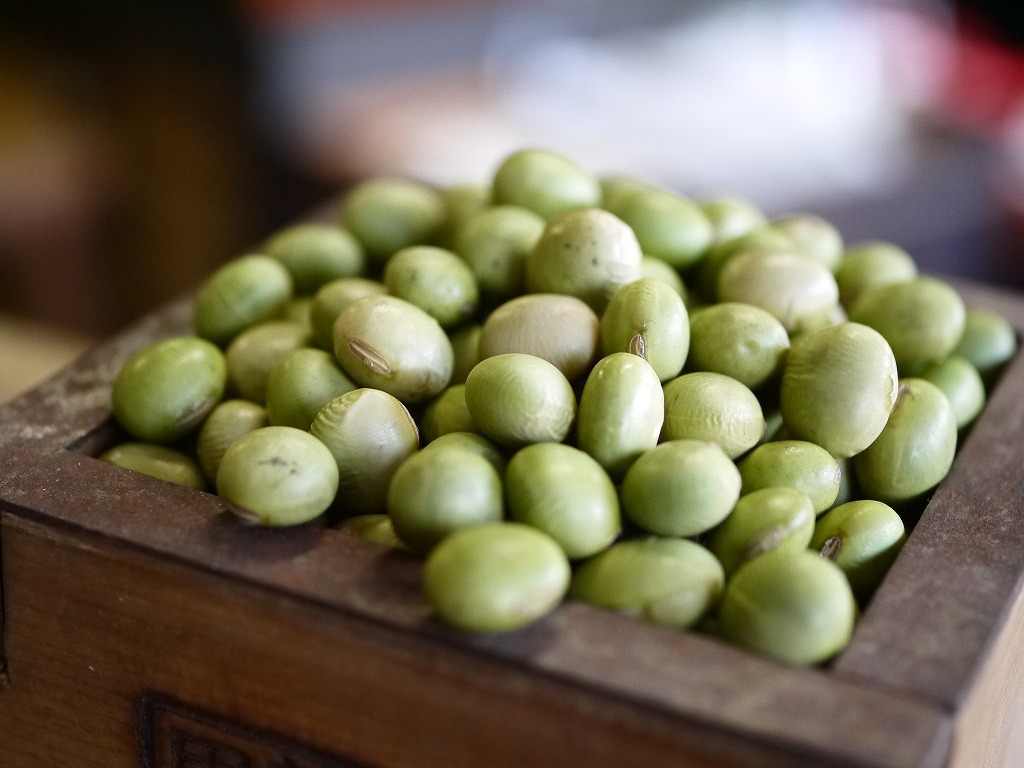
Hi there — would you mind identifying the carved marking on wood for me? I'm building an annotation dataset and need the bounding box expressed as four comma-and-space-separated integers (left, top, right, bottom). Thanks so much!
138, 694, 364, 768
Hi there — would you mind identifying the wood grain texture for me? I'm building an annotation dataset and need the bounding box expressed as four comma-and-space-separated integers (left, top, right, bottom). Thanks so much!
0, 512, 949, 768
834, 279, 1024, 708
0, 273, 1021, 767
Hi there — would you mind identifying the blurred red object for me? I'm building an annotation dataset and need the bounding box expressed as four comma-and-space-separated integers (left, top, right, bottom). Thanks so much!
939, 13, 1024, 136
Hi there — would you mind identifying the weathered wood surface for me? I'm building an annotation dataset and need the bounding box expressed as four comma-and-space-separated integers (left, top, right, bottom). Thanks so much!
0, 275, 1020, 767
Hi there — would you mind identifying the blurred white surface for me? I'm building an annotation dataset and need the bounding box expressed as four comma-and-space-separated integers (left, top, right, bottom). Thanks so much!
252, 0, 955, 214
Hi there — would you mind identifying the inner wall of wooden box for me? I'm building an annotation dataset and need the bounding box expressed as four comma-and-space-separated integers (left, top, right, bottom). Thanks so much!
0, 278, 1021, 767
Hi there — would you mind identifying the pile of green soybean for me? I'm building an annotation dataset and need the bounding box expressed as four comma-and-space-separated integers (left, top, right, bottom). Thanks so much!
104, 148, 1018, 666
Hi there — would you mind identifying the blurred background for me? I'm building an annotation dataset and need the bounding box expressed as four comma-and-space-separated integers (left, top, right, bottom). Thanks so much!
1, 0, 1023, 400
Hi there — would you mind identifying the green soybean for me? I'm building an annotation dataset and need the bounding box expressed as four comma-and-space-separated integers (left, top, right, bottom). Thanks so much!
309, 277, 388, 350
600, 278, 689, 382
717, 549, 857, 665
812, 500, 906, 604
419, 384, 477, 443
687, 302, 789, 390
194, 254, 293, 347
100, 442, 207, 490
453, 204, 546, 301
706, 486, 816, 576
333, 294, 454, 404
387, 444, 504, 554
311, 388, 420, 516
264, 347, 357, 430
263, 222, 365, 294
570, 537, 725, 629
771, 213, 844, 272
505, 442, 620, 560
525, 207, 644, 313
699, 195, 768, 244
918, 354, 986, 430
835, 241, 917, 309
737, 440, 842, 515
112, 336, 227, 444
621, 439, 741, 537
383, 244, 479, 329
341, 177, 446, 263
576, 352, 664, 481
478, 293, 600, 382
780, 322, 898, 458
849, 276, 966, 376
464, 353, 576, 449
216, 426, 339, 526
853, 378, 957, 506
640, 256, 688, 299
608, 186, 713, 270
661, 372, 765, 459
693, 224, 794, 302
225, 320, 311, 404
952, 307, 1018, 388
717, 248, 840, 334
423, 521, 571, 633
196, 398, 268, 483
491, 148, 601, 220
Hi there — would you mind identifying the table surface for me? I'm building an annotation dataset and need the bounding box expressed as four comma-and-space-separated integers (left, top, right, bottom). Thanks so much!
0, 314, 94, 405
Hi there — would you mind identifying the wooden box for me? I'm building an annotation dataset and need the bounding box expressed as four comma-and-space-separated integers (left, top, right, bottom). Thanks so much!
1, 274, 1023, 768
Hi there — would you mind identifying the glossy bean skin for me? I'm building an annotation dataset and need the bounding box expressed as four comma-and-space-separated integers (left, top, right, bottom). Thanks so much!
194, 254, 293, 347
812, 500, 906, 604
771, 213, 844, 272
216, 426, 340, 526
264, 347, 357, 431
505, 442, 620, 560
419, 384, 477, 443
225, 320, 310, 404
453, 204, 546, 302
621, 439, 741, 537
600, 278, 689, 383
525, 208, 644, 314
196, 399, 268, 483
310, 388, 420, 516
687, 302, 789, 390
423, 522, 571, 633
717, 248, 839, 334
341, 177, 446, 263
780, 322, 898, 458
478, 293, 600, 383
491, 148, 601, 221
853, 378, 957, 506
661, 372, 764, 459
849, 276, 966, 376
952, 307, 1018, 388
383, 245, 479, 329
717, 549, 857, 666
835, 241, 917, 309
706, 487, 816, 576
309, 278, 387, 350
608, 186, 713, 271
576, 352, 664, 481
333, 294, 454, 404
112, 336, 227, 444
464, 353, 577, 449
737, 440, 842, 515
100, 442, 207, 490
918, 355, 985, 430
570, 536, 725, 629
263, 222, 366, 294
387, 444, 504, 555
